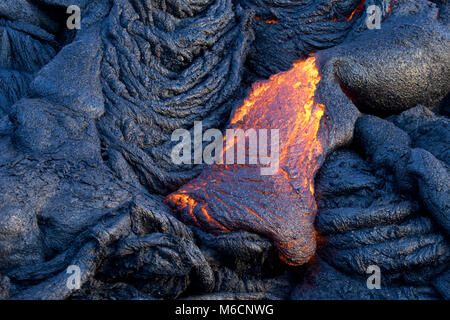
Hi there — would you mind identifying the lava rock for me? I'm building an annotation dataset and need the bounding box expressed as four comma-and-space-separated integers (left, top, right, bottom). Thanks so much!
390, 105, 450, 167
97, 0, 254, 194
330, 1, 450, 115
0, 274, 10, 299
0, 0, 448, 300
297, 147, 450, 299
356, 114, 450, 236
292, 257, 442, 300
243, 0, 382, 79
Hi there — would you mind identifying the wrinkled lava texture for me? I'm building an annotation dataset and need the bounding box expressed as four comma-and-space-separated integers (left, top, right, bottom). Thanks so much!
0, 0, 449, 300
166, 57, 326, 266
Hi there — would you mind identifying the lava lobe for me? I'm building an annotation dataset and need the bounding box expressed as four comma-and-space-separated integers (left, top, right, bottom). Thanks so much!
165, 57, 327, 265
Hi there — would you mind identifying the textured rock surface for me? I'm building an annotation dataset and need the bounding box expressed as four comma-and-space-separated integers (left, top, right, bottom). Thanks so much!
294, 145, 449, 299
97, 0, 254, 194
326, 1, 450, 116
242, 0, 378, 79
0, 0, 448, 300
164, 0, 448, 267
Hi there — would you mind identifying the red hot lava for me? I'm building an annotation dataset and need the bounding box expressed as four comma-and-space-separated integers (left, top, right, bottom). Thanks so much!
166, 57, 327, 265
346, 0, 366, 21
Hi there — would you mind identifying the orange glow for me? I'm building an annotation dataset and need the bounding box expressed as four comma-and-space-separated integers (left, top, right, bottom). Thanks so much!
230, 57, 324, 196
385, 0, 396, 19
166, 192, 231, 231
166, 57, 326, 265
346, 0, 366, 21
166, 192, 200, 226
255, 16, 279, 24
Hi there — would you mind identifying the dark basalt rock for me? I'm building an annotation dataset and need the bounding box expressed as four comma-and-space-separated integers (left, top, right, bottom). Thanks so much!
242, 0, 371, 79
294, 144, 449, 299
292, 256, 442, 300
295, 102, 450, 299
329, 1, 450, 116
389, 105, 450, 167
164, 0, 450, 268
0, 274, 10, 300
0, 0, 448, 300
97, 0, 254, 194
0, 16, 58, 114
433, 269, 450, 299
356, 113, 450, 235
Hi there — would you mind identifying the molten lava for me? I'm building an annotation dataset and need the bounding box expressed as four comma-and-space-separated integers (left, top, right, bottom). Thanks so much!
165, 57, 327, 266
346, 0, 366, 22
254, 16, 279, 24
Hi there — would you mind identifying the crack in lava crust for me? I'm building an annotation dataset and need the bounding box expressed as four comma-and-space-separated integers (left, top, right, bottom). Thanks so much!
165, 57, 327, 265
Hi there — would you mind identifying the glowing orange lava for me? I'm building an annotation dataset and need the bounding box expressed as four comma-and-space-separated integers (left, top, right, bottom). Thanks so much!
254, 16, 279, 24
166, 57, 326, 266
346, 0, 366, 21
230, 56, 325, 192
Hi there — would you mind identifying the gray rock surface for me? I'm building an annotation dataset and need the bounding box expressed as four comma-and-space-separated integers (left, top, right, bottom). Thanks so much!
332, 1, 449, 115
0, 0, 448, 300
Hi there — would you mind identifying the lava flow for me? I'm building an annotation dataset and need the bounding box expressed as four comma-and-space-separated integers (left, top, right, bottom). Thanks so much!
346, 0, 366, 21
165, 57, 327, 266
